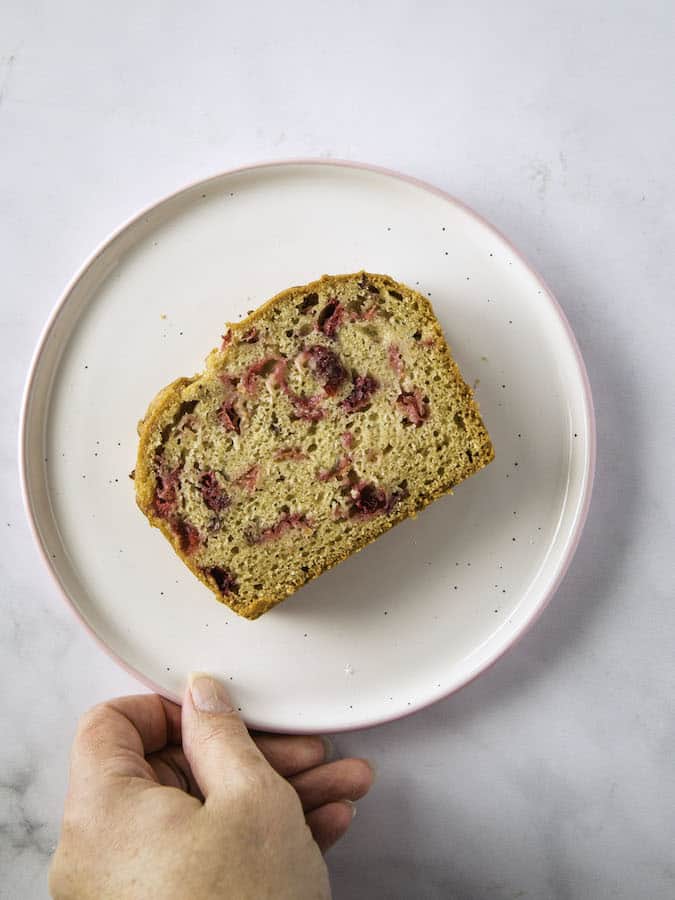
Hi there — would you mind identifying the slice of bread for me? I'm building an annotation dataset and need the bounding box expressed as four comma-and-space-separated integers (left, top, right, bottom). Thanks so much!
135, 272, 494, 619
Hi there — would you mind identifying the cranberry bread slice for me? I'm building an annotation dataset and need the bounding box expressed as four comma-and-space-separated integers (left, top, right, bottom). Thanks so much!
135, 271, 494, 619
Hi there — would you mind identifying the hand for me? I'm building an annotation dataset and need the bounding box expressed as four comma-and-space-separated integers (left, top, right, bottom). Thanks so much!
49, 675, 375, 899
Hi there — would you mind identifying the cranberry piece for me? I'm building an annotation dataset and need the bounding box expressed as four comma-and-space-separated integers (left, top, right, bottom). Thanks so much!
219, 372, 238, 390
317, 455, 351, 482
268, 359, 288, 388
305, 345, 347, 396
317, 299, 344, 338
247, 512, 313, 544
351, 481, 387, 516
341, 374, 379, 414
234, 464, 260, 492
291, 394, 325, 421
208, 566, 239, 596
173, 518, 200, 554
199, 472, 230, 512
273, 447, 308, 461
219, 399, 241, 434
153, 465, 181, 518
396, 390, 429, 426
388, 343, 405, 377
240, 327, 259, 344
242, 356, 283, 394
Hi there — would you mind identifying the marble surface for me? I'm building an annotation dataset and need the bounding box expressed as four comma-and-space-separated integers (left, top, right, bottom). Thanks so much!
1, 2, 674, 898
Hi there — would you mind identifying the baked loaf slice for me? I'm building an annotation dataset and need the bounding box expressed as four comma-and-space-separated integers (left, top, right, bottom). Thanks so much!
135, 272, 494, 619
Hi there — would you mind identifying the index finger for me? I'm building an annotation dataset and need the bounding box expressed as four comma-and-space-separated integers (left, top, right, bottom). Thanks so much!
71, 694, 182, 783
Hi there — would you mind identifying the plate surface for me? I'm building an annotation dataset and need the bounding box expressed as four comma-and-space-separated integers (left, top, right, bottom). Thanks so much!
21, 161, 595, 732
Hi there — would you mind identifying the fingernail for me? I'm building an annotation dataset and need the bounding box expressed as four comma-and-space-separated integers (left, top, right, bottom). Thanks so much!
341, 799, 357, 819
189, 673, 234, 714
321, 736, 334, 761
366, 758, 378, 782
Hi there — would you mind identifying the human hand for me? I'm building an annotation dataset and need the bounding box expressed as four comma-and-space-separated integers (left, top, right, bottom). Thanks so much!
49, 674, 375, 899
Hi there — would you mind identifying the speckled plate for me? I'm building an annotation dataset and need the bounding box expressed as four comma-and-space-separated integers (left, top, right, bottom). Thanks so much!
20, 161, 595, 733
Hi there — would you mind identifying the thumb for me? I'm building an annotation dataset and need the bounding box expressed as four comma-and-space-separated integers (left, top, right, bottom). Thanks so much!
182, 673, 266, 800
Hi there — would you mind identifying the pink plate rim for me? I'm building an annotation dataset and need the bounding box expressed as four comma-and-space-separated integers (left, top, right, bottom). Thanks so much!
19, 158, 597, 733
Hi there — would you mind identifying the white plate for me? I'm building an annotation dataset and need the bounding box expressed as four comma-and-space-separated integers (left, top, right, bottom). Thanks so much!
21, 161, 595, 733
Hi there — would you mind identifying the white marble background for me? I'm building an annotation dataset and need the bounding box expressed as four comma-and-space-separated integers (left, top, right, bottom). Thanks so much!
2, 2, 674, 898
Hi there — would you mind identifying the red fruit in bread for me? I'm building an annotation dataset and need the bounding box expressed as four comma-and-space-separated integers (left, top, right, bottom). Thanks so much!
207, 566, 238, 595
173, 518, 201, 554
153, 464, 181, 518
396, 389, 428, 426
317, 299, 344, 338
199, 472, 230, 512
305, 345, 347, 396
350, 481, 388, 517
342, 374, 379, 413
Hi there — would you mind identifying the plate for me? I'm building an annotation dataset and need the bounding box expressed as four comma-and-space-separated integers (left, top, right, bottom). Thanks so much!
20, 161, 595, 733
